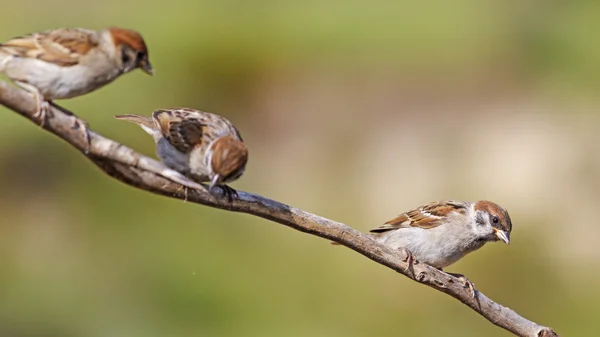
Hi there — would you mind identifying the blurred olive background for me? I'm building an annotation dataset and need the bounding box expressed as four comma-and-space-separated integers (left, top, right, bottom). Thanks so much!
1, 1, 598, 336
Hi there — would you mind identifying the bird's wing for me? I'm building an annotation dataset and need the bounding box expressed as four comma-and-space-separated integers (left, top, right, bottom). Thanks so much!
0, 28, 98, 66
370, 200, 468, 232
153, 109, 205, 153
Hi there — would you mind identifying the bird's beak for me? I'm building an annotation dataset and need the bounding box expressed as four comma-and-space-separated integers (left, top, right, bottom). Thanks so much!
494, 229, 510, 244
140, 61, 154, 75
208, 174, 220, 194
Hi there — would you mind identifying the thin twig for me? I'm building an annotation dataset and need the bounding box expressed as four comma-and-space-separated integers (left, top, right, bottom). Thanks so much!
0, 81, 558, 337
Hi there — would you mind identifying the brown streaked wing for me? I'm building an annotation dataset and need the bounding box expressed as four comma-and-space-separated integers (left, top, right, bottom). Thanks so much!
370, 200, 468, 233
0, 33, 39, 53
2, 29, 98, 66
152, 109, 204, 153
0, 35, 37, 51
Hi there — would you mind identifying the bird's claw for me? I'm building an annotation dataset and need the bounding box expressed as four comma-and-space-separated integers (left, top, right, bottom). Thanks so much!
447, 272, 477, 298
71, 117, 91, 153
220, 185, 239, 202
33, 100, 51, 127
399, 247, 415, 273
175, 185, 190, 202
208, 184, 238, 202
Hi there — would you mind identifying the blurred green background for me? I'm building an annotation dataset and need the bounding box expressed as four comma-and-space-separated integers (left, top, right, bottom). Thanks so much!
1, 1, 598, 336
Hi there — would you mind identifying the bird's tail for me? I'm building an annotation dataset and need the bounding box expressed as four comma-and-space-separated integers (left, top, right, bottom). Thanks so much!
114, 114, 153, 127
114, 114, 161, 141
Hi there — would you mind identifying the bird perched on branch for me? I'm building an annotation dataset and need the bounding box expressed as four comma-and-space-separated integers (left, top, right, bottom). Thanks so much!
0, 27, 153, 126
115, 108, 248, 200
371, 200, 511, 266
335, 200, 512, 296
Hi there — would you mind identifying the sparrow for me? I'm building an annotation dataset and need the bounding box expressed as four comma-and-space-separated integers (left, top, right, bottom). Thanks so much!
370, 200, 511, 269
370, 200, 512, 296
114, 108, 248, 200
0, 27, 153, 125
332, 200, 512, 296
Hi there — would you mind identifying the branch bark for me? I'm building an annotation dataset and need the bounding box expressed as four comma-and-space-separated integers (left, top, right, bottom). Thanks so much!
0, 81, 558, 337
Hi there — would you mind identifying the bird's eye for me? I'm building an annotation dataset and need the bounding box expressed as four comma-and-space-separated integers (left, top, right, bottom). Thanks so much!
135, 51, 144, 61
492, 216, 499, 224
121, 52, 131, 65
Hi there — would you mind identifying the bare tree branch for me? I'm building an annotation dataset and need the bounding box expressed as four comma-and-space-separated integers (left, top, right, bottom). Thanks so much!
0, 81, 558, 337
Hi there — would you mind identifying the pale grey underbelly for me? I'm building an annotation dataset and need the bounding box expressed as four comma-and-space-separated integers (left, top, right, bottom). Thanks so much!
376, 227, 486, 269
1, 56, 120, 99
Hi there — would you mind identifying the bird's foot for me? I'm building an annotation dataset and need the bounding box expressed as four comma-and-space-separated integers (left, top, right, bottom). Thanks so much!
71, 116, 91, 153
16, 82, 51, 127
175, 185, 190, 202
399, 247, 415, 273
210, 185, 238, 202
447, 272, 477, 298
33, 100, 52, 128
